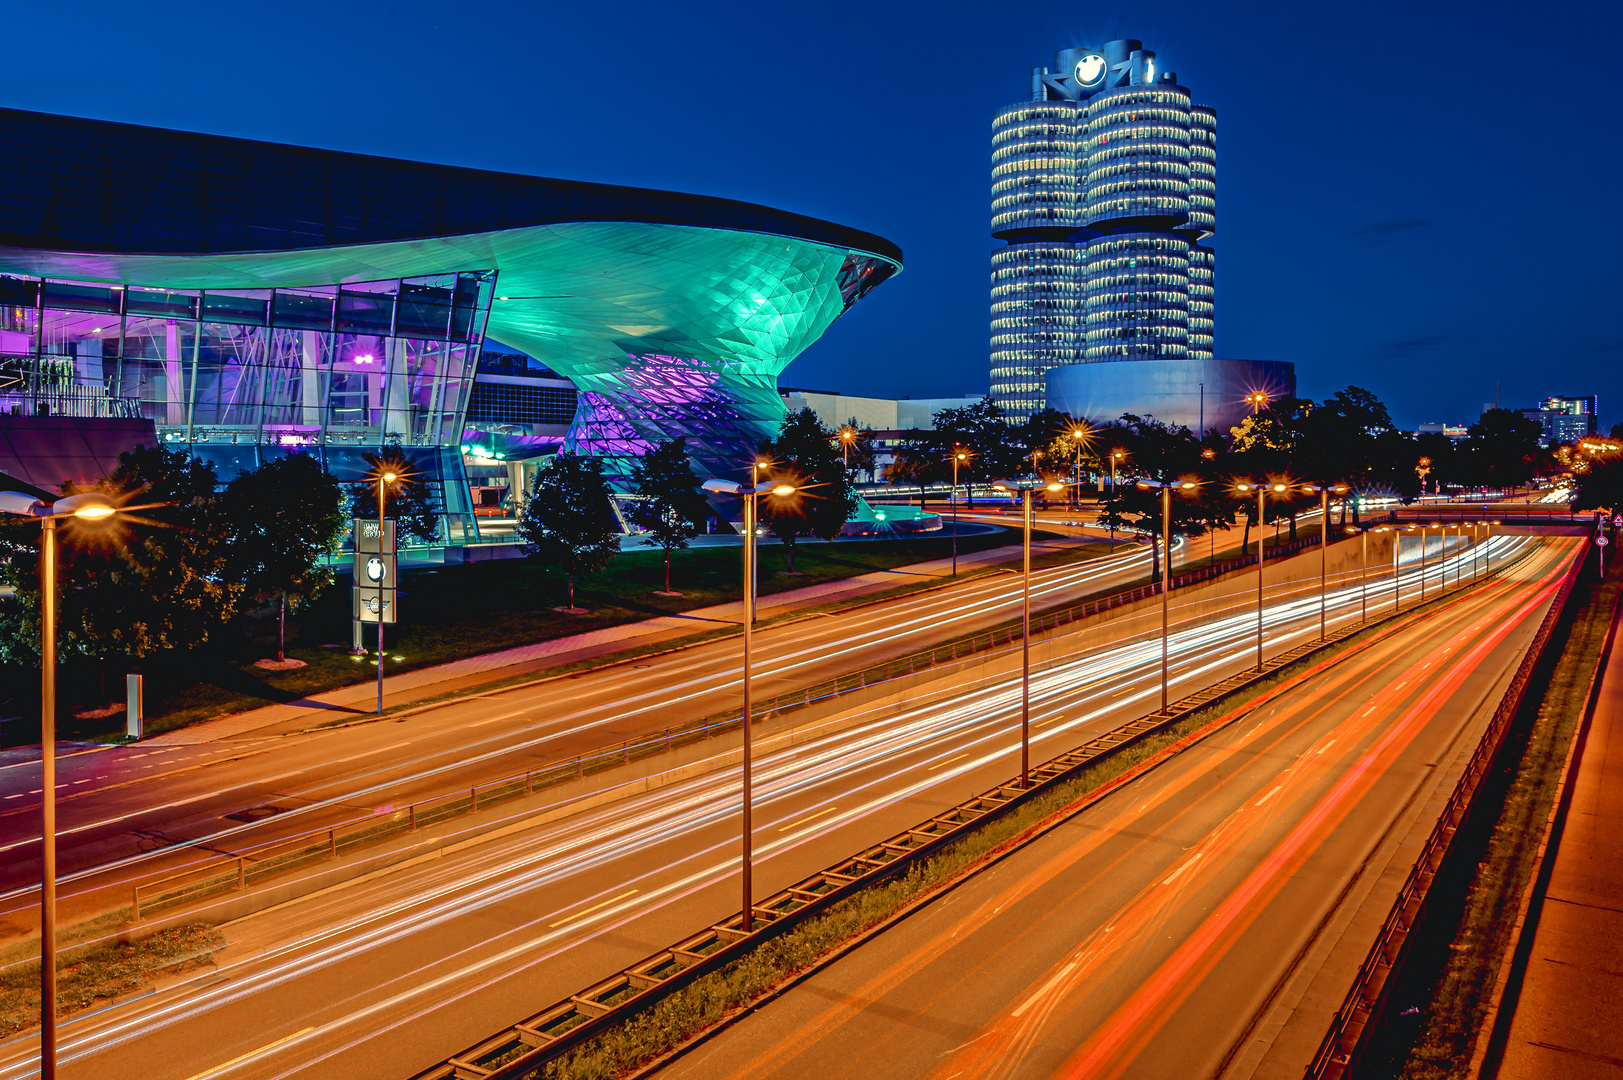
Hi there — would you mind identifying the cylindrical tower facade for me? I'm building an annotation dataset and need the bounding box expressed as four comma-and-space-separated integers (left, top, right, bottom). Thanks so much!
989, 39, 1217, 424
1186, 244, 1215, 360
1083, 232, 1190, 360
990, 241, 1086, 416
1082, 85, 1192, 229
990, 102, 1086, 239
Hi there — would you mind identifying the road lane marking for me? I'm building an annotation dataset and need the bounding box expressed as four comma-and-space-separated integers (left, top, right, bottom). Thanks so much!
1255, 785, 1283, 807
1362, 706, 1376, 716
778, 806, 838, 832
1161, 853, 1203, 886
1317, 739, 1337, 755
1012, 962, 1077, 1017
549, 889, 639, 928
180, 1026, 313, 1080
927, 753, 968, 772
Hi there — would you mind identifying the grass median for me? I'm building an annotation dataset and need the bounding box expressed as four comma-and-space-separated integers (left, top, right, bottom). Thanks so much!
0, 923, 221, 1038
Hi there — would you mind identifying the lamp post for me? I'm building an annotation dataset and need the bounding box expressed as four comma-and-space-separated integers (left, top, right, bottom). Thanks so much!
1349, 526, 1367, 622
992, 478, 1066, 788
1137, 478, 1200, 712
375, 470, 397, 715
0, 490, 120, 1080
701, 477, 797, 932
1108, 450, 1124, 554
1235, 481, 1289, 671
1246, 390, 1270, 415
951, 449, 968, 577
1300, 483, 1349, 639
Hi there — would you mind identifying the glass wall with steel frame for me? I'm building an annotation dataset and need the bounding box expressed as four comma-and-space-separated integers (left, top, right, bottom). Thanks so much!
0, 269, 494, 544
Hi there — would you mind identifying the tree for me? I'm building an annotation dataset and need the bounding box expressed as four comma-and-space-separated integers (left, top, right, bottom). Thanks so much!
626, 437, 709, 595
0, 444, 242, 665
1573, 456, 1623, 515
1092, 415, 1224, 580
349, 444, 440, 544
757, 409, 858, 573
1456, 409, 1545, 492
223, 454, 348, 661
518, 453, 622, 611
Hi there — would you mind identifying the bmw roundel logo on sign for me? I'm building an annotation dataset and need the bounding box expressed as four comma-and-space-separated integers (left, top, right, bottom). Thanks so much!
1075, 54, 1106, 86
366, 556, 386, 583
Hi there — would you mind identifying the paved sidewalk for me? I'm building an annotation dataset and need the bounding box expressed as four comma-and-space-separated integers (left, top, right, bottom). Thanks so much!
144, 538, 1056, 746
1495, 604, 1623, 1077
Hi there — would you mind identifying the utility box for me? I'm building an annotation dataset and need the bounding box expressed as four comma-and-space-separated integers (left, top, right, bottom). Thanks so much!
126, 674, 143, 740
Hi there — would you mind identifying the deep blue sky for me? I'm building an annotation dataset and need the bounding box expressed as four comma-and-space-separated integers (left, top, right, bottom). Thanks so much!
9, 0, 1618, 429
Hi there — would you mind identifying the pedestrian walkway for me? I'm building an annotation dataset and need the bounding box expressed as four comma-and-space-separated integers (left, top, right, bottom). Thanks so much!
1493, 603, 1623, 1077
144, 537, 1063, 746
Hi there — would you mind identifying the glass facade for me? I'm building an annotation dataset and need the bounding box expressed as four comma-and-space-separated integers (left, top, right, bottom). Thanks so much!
0, 270, 493, 543
990, 38, 1217, 422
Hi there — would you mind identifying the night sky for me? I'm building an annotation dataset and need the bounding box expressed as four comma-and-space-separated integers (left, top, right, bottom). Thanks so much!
9, 0, 1618, 429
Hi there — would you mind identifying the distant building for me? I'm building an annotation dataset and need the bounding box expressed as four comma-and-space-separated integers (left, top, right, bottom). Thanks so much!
1519, 395, 1599, 447
1416, 423, 1468, 442
460, 348, 578, 517
779, 388, 983, 434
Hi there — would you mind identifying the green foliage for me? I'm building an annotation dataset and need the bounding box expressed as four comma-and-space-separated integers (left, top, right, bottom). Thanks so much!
626, 438, 708, 592
225, 454, 347, 608
519, 453, 622, 609
756, 409, 857, 572
1574, 455, 1623, 513
0, 444, 244, 664
348, 444, 441, 544
224, 453, 347, 659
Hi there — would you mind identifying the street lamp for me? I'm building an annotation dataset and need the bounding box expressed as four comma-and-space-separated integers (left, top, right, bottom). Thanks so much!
0, 489, 120, 1080
1067, 424, 1091, 510
1235, 481, 1289, 671
375, 470, 398, 715
951, 448, 969, 577
748, 457, 772, 623
992, 478, 1066, 788
1299, 483, 1349, 639
1245, 390, 1271, 414
1137, 479, 1200, 711
700, 477, 797, 932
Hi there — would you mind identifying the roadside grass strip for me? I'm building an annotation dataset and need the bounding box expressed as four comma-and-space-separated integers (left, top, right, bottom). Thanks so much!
0, 923, 221, 1038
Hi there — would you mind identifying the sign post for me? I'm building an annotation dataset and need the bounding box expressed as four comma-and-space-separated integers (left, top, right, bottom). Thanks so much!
353, 518, 398, 713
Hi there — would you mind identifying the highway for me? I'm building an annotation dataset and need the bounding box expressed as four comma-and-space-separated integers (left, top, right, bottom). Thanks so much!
0, 535, 1557, 1078
653, 538, 1579, 1080
0, 535, 1159, 913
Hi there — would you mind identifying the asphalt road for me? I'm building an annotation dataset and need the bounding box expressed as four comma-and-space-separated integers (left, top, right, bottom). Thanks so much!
0, 537, 1162, 927
650, 539, 1578, 1080
0, 537, 1556, 1079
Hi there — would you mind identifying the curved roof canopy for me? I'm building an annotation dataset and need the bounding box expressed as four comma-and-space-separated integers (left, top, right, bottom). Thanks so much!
0, 107, 901, 267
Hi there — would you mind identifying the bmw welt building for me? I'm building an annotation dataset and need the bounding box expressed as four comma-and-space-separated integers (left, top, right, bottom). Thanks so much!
0, 108, 900, 542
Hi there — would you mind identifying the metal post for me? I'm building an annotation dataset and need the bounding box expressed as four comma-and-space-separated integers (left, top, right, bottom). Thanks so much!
1021, 490, 1032, 788
951, 454, 959, 577
1360, 530, 1368, 622
741, 492, 755, 930
1161, 487, 1171, 711
1255, 490, 1265, 671
1420, 526, 1427, 602
1108, 455, 1117, 554
748, 463, 759, 624
1394, 530, 1402, 611
1319, 490, 1329, 639
377, 478, 386, 715
40, 516, 57, 1080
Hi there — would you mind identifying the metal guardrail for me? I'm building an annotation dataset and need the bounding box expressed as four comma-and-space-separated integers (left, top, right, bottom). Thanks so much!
119, 531, 1362, 924
413, 549, 1499, 1080
1304, 535, 1590, 1080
